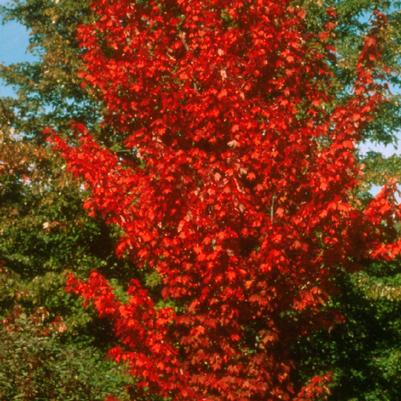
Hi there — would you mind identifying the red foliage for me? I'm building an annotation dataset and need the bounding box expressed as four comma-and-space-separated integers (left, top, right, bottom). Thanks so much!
48, 2, 398, 400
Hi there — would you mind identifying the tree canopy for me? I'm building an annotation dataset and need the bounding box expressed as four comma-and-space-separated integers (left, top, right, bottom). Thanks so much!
1, 1, 401, 400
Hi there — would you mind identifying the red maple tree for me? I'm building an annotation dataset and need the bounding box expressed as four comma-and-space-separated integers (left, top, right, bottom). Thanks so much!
47, 1, 400, 400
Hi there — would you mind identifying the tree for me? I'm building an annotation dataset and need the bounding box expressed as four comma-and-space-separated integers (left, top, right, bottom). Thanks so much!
1, 0, 401, 399
301, 0, 401, 144
0, 303, 134, 401
295, 4, 401, 399
0, 0, 96, 137
47, 1, 401, 400
0, 125, 135, 399
0, 1, 137, 398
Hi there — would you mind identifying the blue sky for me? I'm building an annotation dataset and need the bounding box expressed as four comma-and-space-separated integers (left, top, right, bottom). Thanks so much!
0, 3, 399, 157
0, 0, 36, 97
0, 22, 33, 66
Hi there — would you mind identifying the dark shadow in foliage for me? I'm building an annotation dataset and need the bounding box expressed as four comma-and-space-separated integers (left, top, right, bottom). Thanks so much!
292, 263, 401, 401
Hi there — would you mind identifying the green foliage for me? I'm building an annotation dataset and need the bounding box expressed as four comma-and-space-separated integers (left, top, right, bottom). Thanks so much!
0, 0, 98, 137
0, 127, 133, 397
294, 262, 401, 401
300, 0, 401, 144
291, 3, 401, 399
0, 306, 133, 401
363, 151, 401, 185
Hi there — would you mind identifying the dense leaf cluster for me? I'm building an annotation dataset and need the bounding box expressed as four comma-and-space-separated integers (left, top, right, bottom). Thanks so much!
49, 0, 400, 400
1, 1, 401, 400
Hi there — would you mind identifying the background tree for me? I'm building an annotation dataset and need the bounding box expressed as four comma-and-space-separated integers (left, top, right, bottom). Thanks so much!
0, 0, 139, 398
293, 4, 401, 401
0, 0, 134, 397
301, 0, 401, 144
0, 0, 96, 136
0, 121, 135, 398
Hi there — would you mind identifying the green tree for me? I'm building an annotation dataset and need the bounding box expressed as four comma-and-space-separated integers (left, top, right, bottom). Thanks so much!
292, 4, 401, 400
0, 122, 135, 398
0, 304, 134, 401
0, 0, 96, 136
301, 0, 401, 144
0, 0, 137, 398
